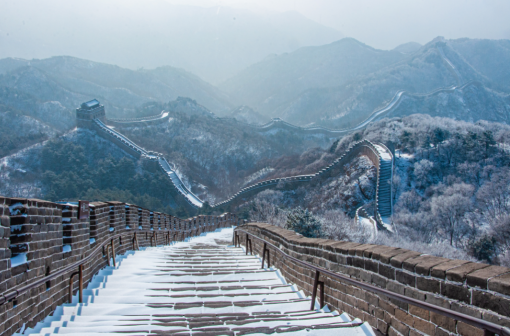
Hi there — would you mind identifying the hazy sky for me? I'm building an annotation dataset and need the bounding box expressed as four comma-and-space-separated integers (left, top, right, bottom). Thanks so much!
165, 0, 510, 49
1, 0, 509, 82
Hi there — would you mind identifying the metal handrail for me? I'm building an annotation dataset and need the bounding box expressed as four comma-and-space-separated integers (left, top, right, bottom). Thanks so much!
235, 228, 510, 336
0, 225, 215, 306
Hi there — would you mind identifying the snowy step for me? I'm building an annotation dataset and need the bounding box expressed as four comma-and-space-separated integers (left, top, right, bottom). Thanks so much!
18, 228, 374, 336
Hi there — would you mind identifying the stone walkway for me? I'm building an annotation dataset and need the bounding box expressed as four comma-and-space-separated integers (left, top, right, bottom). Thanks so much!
18, 228, 375, 336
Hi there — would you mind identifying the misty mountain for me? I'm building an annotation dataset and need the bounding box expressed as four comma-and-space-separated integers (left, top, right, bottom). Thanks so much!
221, 37, 510, 127
226, 106, 269, 124
448, 38, 510, 92
393, 42, 422, 54
0, 0, 343, 84
220, 38, 406, 121
0, 56, 232, 119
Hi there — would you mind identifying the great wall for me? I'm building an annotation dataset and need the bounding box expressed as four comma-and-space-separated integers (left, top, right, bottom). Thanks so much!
2, 44, 506, 335
68, 46, 477, 232
76, 99, 394, 231
1, 196, 509, 336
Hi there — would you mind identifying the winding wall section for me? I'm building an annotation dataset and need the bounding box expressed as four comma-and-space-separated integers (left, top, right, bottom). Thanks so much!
214, 139, 393, 229
106, 111, 170, 127
78, 44, 467, 219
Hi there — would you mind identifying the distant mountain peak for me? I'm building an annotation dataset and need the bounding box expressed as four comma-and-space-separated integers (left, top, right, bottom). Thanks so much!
393, 42, 422, 54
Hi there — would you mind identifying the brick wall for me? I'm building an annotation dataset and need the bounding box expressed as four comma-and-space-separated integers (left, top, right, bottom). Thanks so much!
0, 196, 238, 336
236, 223, 510, 336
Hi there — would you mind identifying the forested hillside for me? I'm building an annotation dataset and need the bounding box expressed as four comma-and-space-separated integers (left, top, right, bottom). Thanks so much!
119, 99, 333, 203
246, 114, 510, 266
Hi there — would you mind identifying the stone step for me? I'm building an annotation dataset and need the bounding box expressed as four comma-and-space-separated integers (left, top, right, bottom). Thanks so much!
18, 228, 374, 336
83, 285, 298, 297
38, 312, 350, 330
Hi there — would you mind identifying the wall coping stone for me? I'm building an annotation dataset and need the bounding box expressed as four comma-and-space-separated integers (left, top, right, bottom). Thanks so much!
236, 223, 510, 326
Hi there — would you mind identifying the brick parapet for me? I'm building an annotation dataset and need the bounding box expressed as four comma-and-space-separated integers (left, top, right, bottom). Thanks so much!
236, 223, 510, 336
0, 196, 238, 336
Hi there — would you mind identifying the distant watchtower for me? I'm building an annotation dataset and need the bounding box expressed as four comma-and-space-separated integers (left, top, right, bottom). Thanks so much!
76, 99, 106, 128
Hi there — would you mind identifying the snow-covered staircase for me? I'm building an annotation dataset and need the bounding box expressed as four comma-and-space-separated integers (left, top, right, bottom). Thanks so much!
372, 144, 393, 230
18, 228, 375, 336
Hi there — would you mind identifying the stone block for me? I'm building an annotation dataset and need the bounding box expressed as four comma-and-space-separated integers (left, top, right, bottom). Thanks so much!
404, 287, 425, 301
367, 245, 399, 260
431, 259, 470, 279
430, 312, 456, 332
379, 263, 396, 280
416, 276, 440, 294
440, 283, 470, 304
387, 280, 406, 295
445, 262, 488, 283
472, 290, 510, 317
412, 316, 435, 335
390, 251, 422, 268
456, 321, 483, 336
467, 266, 510, 289
396, 270, 415, 286
392, 314, 412, 335
372, 273, 388, 288
409, 304, 429, 321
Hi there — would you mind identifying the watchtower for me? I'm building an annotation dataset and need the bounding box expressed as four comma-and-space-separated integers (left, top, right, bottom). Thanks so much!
76, 99, 106, 128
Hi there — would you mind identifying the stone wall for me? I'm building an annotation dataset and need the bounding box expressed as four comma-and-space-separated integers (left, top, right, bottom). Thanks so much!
215, 139, 390, 223
236, 223, 510, 336
0, 196, 238, 336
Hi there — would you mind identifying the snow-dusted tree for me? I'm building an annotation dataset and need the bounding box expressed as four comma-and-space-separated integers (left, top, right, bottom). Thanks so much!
285, 208, 323, 238
413, 159, 434, 188
431, 192, 472, 246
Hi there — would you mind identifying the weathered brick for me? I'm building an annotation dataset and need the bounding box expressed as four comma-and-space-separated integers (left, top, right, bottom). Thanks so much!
416, 276, 440, 294
445, 262, 488, 283
379, 249, 409, 264
379, 263, 396, 280
390, 251, 422, 268
472, 290, 510, 317
440, 282, 470, 303
396, 270, 415, 286
391, 316, 411, 335
487, 272, 510, 296
395, 308, 414, 327
467, 266, 510, 289
412, 256, 449, 276
387, 280, 406, 295
431, 259, 470, 279
430, 312, 456, 332
409, 304, 429, 320
413, 316, 435, 335
457, 321, 484, 336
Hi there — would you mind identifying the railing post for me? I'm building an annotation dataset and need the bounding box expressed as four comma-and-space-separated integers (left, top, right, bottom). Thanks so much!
111, 239, 116, 267
68, 271, 79, 303
78, 264, 84, 303
261, 242, 266, 269
319, 280, 324, 309
106, 246, 111, 267
310, 270, 320, 310
261, 242, 270, 269
266, 248, 270, 268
